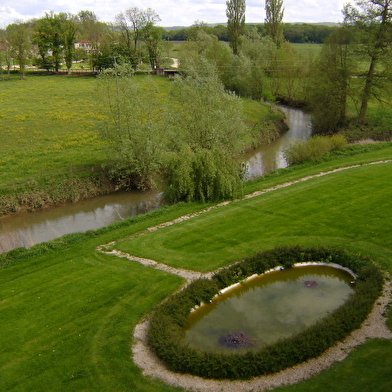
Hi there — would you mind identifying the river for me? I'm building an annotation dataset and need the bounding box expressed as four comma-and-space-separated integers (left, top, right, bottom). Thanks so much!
0, 106, 312, 253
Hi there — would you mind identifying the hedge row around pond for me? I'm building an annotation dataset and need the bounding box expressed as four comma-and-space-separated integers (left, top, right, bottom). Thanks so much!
148, 246, 384, 380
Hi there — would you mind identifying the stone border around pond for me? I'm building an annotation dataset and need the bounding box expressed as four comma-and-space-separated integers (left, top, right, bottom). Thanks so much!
95, 162, 392, 390
133, 278, 391, 392
190, 262, 357, 314
145, 247, 387, 382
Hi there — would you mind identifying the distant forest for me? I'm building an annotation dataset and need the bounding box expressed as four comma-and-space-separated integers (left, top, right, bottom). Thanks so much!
164, 23, 339, 44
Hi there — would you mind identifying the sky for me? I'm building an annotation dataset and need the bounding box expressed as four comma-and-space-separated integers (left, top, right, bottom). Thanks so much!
0, 0, 347, 29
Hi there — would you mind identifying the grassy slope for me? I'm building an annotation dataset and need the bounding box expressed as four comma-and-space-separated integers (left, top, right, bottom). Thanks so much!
0, 75, 106, 189
116, 148, 392, 273
1, 144, 392, 392
0, 74, 271, 193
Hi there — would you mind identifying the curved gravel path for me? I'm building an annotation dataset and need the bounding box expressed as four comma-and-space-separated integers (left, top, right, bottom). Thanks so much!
97, 161, 392, 392
132, 281, 391, 392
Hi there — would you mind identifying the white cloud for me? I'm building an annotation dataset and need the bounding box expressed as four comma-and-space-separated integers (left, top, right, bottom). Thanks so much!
0, 0, 347, 28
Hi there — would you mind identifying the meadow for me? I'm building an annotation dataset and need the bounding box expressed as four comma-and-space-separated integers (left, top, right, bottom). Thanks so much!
0, 74, 106, 190
0, 73, 271, 195
1, 142, 391, 391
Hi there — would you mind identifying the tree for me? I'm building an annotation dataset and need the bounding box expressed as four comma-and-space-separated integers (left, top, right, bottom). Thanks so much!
96, 65, 166, 190
115, 7, 161, 65
62, 14, 78, 74
6, 21, 32, 79
165, 61, 247, 202
265, 0, 285, 48
77, 10, 108, 56
0, 28, 12, 77
142, 25, 164, 70
310, 28, 354, 134
230, 28, 276, 99
343, 0, 392, 123
34, 12, 65, 72
179, 30, 234, 87
226, 0, 246, 55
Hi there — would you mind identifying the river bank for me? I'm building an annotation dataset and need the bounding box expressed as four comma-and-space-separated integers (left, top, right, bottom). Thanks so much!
0, 106, 312, 253
0, 112, 289, 218
0, 174, 114, 217
0, 110, 289, 219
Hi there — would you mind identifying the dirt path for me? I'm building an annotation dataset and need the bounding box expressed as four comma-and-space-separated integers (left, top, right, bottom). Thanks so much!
97, 161, 392, 392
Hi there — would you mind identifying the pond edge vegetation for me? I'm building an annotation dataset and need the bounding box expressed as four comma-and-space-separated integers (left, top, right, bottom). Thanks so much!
148, 246, 384, 380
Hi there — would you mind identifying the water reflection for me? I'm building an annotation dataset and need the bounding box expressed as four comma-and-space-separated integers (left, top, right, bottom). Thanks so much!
185, 266, 353, 352
244, 106, 313, 179
0, 190, 161, 252
0, 106, 312, 253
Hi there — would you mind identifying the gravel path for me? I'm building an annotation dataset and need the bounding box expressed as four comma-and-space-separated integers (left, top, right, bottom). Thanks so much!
132, 281, 391, 392
97, 160, 392, 391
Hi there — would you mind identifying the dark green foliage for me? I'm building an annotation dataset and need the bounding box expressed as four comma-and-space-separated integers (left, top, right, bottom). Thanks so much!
164, 146, 243, 203
148, 246, 384, 380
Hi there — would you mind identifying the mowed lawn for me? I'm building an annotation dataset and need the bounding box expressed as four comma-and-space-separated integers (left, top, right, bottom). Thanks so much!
116, 161, 392, 273
0, 149, 392, 391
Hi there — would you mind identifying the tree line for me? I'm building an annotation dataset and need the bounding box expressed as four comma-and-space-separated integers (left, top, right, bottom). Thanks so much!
0, 8, 167, 78
0, 4, 338, 80
1, 0, 391, 203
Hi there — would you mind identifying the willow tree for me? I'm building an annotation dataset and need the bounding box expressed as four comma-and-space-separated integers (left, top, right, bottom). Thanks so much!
165, 60, 247, 203
344, 0, 392, 123
226, 0, 246, 55
265, 0, 285, 48
97, 65, 166, 190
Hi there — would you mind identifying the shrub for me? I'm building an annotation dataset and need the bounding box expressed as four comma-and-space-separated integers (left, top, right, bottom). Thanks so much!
148, 246, 384, 380
284, 134, 348, 165
164, 148, 243, 203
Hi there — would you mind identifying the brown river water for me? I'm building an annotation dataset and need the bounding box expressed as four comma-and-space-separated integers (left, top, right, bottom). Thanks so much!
0, 106, 312, 253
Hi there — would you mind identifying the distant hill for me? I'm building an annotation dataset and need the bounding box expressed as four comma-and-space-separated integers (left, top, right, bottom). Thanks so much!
163, 22, 341, 30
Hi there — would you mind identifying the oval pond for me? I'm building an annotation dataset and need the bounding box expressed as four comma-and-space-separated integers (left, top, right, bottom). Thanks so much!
185, 266, 355, 352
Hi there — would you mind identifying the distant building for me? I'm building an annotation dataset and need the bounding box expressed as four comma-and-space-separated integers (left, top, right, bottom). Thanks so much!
74, 41, 94, 54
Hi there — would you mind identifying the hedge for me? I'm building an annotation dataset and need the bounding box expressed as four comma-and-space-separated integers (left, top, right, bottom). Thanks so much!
148, 246, 384, 380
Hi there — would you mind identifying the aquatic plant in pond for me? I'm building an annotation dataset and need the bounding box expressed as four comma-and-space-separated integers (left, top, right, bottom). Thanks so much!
219, 331, 255, 348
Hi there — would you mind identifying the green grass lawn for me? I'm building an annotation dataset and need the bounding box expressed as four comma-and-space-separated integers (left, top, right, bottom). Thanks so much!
116, 161, 392, 272
0, 75, 107, 189
1, 144, 391, 391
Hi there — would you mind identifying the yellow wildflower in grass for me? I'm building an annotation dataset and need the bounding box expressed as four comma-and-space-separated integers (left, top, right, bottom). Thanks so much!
0, 75, 107, 188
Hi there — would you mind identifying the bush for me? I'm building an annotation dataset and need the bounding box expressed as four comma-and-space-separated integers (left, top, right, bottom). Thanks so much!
284, 134, 348, 165
148, 246, 384, 380
164, 148, 243, 203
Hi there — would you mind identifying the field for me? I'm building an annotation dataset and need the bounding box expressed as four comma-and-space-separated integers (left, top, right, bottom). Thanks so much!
0, 75, 106, 190
0, 73, 271, 195
1, 143, 391, 391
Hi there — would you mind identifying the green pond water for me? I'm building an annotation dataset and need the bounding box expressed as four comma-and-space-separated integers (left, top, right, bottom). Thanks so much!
185, 266, 355, 352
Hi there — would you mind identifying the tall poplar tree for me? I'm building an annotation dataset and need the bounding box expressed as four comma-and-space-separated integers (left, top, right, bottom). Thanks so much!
265, 0, 285, 48
226, 0, 246, 55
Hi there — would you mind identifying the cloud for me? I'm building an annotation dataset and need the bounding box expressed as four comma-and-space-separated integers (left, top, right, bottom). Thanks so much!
0, 0, 346, 28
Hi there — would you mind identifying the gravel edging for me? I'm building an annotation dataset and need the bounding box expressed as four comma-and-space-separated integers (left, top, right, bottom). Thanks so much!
133, 280, 392, 392
96, 161, 392, 391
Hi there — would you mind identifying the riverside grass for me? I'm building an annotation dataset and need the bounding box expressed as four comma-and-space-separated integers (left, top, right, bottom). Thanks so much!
0, 73, 273, 213
0, 74, 106, 189
0, 73, 271, 189
1, 144, 392, 391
